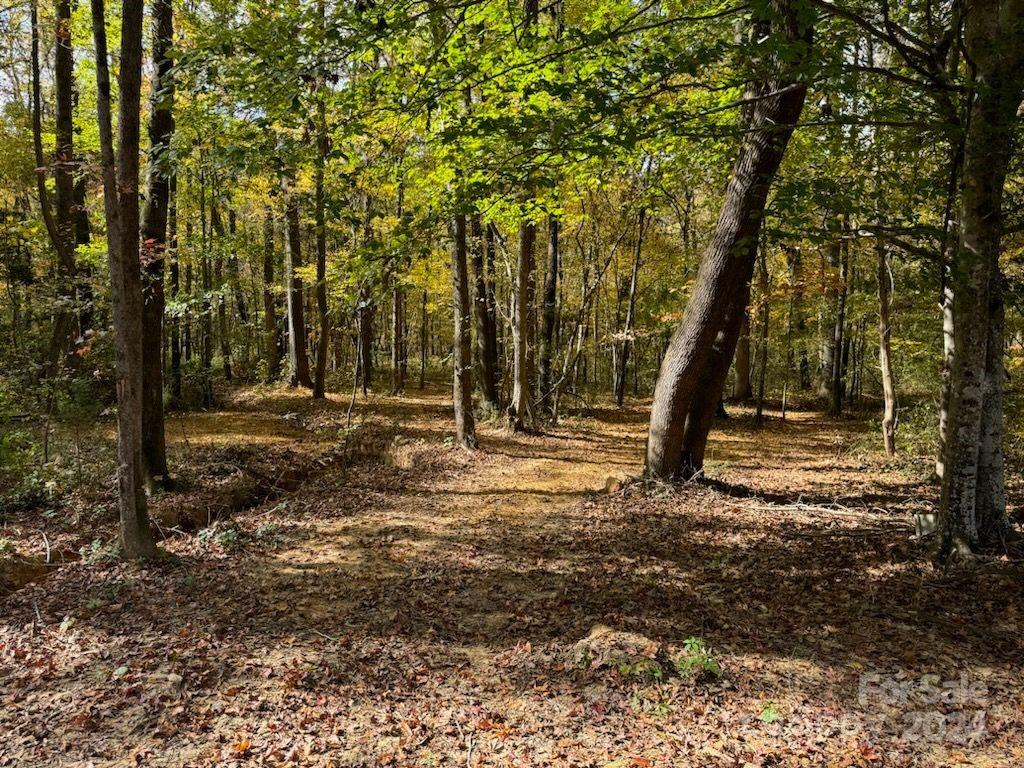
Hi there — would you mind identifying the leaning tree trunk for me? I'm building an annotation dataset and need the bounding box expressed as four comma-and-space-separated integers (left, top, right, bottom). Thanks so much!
509, 221, 536, 431
451, 214, 478, 448
92, 0, 157, 558
282, 176, 313, 388
877, 242, 897, 456
938, 0, 1023, 557
645, 1, 812, 479
678, 289, 751, 476
140, 0, 174, 491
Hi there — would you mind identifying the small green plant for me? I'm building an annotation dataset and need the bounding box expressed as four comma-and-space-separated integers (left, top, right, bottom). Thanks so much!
611, 657, 665, 682
197, 521, 243, 551
0, 538, 16, 556
673, 637, 722, 680
79, 538, 120, 564
759, 700, 779, 724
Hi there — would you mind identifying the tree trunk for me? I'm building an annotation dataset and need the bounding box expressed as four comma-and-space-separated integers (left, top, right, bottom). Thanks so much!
282, 177, 312, 388
936, 281, 954, 479
829, 232, 848, 417
357, 287, 374, 394
471, 215, 499, 409
92, 0, 157, 558
938, 0, 1023, 557
140, 0, 174, 491
645, 1, 811, 479
615, 208, 644, 407
419, 289, 427, 389
312, 92, 330, 399
733, 314, 753, 400
390, 280, 405, 394
509, 221, 536, 431
211, 204, 233, 382
32, 0, 77, 378
539, 215, 559, 413
169, 176, 182, 404
754, 246, 770, 424
262, 210, 281, 382
451, 214, 478, 448
877, 243, 896, 456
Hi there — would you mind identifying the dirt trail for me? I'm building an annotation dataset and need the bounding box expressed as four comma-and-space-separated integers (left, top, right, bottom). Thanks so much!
2, 388, 1023, 767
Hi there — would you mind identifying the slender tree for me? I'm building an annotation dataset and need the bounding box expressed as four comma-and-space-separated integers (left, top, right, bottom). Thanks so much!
140, 0, 175, 490
91, 0, 158, 558
451, 213, 478, 448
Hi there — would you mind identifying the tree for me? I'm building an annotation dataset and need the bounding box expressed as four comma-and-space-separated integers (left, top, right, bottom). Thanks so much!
451, 213, 478, 448
91, 0, 158, 558
282, 174, 312, 389
646, 0, 814, 479
937, 0, 1024, 557
140, 0, 175, 490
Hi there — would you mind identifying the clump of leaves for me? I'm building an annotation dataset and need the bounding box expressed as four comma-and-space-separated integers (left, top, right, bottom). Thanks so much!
79, 538, 120, 564
759, 700, 779, 724
0, 470, 58, 517
673, 636, 722, 681
197, 521, 243, 551
611, 657, 666, 683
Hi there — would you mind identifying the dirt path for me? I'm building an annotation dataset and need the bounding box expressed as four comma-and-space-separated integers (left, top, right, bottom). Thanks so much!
2, 389, 1023, 767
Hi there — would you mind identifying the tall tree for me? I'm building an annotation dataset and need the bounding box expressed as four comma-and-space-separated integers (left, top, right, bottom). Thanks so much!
92, 0, 158, 558
937, 0, 1024, 557
451, 213, 478, 448
262, 209, 281, 382
140, 0, 175, 490
282, 174, 312, 388
646, 0, 813, 479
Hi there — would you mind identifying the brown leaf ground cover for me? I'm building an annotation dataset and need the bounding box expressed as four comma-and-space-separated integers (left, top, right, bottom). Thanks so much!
2, 388, 1022, 767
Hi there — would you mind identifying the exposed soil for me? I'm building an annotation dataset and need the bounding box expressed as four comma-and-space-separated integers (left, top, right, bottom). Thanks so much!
1, 388, 1022, 767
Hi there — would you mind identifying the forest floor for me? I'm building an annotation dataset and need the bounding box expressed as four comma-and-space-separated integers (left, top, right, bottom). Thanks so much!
2, 386, 1023, 767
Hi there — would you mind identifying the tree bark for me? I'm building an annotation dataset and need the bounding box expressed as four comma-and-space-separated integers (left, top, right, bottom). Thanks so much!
645, 1, 812, 479
509, 221, 536, 430
92, 0, 157, 558
282, 177, 312, 388
877, 243, 896, 456
539, 215, 560, 413
451, 214, 478, 448
614, 208, 645, 407
829, 229, 848, 417
419, 289, 427, 389
312, 87, 330, 398
938, 0, 1023, 557
140, 0, 174, 491
168, 176, 182, 404
470, 215, 499, 409
733, 314, 753, 400
32, 0, 78, 378
262, 210, 281, 381
754, 246, 770, 425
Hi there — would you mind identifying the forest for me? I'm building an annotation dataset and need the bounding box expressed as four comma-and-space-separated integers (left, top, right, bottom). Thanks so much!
1, 0, 1023, 765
